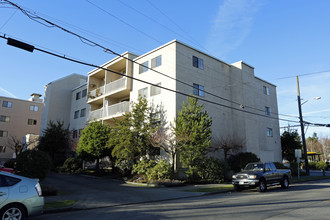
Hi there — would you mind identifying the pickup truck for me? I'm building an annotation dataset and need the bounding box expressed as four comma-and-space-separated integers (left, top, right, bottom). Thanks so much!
232, 162, 291, 192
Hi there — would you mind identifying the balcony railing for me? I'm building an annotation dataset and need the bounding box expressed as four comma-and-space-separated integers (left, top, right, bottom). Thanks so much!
88, 78, 127, 101
88, 101, 130, 121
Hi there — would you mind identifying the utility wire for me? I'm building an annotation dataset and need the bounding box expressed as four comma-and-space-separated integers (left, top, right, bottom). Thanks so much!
0, 34, 301, 125
1, 0, 303, 120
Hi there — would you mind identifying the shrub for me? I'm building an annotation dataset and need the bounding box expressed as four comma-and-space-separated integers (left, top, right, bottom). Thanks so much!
273, 162, 287, 169
198, 157, 229, 182
316, 161, 327, 170
132, 159, 156, 176
115, 160, 134, 175
16, 150, 51, 180
60, 157, 82, 173
147, 160, 172, 181
227, 152, 260, 173
4, 159, 17, 169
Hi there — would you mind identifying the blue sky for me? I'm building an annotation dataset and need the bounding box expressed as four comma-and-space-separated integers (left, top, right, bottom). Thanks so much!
1, 0, 330, 137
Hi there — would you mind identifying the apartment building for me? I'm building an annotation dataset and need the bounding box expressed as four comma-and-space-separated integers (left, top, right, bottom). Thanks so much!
0, 94, 43, 161
40, 73, 87, 134
87, 40, 281, 162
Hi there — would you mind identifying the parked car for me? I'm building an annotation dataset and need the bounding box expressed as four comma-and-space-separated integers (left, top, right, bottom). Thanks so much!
232, 162, 291, 192
0, 165, 14, 173
0, 171, 44, 219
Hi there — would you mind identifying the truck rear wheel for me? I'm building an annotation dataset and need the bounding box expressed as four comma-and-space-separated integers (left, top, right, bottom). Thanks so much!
281, 176, 289, 189
257, 179, 267, 192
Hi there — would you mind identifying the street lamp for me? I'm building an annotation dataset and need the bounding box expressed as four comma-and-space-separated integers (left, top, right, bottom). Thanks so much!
296, 76, 321, 176
301, 96, 321, 105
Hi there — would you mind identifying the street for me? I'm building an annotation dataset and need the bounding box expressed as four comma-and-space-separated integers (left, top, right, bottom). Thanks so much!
31, 178, 330, 220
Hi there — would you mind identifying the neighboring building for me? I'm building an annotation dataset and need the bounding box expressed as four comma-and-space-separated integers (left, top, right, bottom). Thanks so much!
69, 83, 89, 151
0, 94, 43, 162
40, 73, 87, 134
87, 40, 281, 163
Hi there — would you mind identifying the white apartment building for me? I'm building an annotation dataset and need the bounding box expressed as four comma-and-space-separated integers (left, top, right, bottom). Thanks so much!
0, 94, 43, 161
40, 73, 87, 134
87, 40, 281, 163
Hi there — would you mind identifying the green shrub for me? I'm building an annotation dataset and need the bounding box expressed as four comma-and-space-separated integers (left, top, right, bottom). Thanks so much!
132, 159, 157, 176
115, 160, 134, 175
316, 161, 327, 170
16, 150, 51, 180
198, 157, 229, 182
227, 152, 260, 173
60, 157, 82, 173
147, 160, 172, 181
308, 161, 317, 170
274, 162, 287, 169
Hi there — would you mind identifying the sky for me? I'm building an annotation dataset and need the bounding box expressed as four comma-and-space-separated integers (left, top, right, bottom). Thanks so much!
0, 0, 330, 138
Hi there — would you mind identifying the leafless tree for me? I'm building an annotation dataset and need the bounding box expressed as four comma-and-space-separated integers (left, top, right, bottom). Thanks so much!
6, 135, 38, 158
208, 135, 244, 161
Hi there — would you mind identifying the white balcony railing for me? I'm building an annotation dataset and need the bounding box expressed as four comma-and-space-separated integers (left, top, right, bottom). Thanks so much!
105, 78, 127, 95
88, 101, 130, 121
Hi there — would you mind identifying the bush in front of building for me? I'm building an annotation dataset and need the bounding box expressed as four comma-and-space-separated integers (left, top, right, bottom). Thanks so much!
198, 157, 230, 183
4, 159, 17, 169
227, 152, 260, 173
132, 159, 172, 183
60, 157, 82, 173
15, 149, 51, 180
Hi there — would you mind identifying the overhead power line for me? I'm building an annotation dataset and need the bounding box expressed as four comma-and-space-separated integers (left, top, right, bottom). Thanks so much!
0, 34, 301, 125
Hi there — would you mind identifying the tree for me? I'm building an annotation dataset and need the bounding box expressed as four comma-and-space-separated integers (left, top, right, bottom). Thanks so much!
5, 136, 24, 158
307, 133, 323, 153
281, 130, 302, 163
174, 97, 212, 181
320, 136, 330, 162
209, 135, 244, 161
111, 97, 158, 168
77, 121, 112, 172
37, 121, 70, 168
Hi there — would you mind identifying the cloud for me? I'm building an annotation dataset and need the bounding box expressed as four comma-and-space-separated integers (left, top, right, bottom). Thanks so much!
0, 87, 17, 98
206, 0, 263, 58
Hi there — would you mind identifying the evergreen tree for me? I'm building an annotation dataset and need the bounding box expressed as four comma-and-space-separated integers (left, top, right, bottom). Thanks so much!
174, 97, 212, 181
281, 130, 302, 163
37, 121, 70, 168
77, 121, 112, 172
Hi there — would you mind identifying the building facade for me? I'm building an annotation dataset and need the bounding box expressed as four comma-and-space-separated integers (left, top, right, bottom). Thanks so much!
87, 40, 281, 162
0, 94, 43, 161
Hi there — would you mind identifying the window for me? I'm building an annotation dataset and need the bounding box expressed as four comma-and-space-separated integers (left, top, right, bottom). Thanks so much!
267, 128, 273, 137
80, 108, 86, 117
138, 87, 148, 99
265, 106, 271, 116
28, 119, 37, 125
139, 61, 149, 74
82, 89, 87, 98
0, 131, 8, 137
263, 86, 270, 96
76, 91, 81, 100
30, 105, 39, 111
74, 110, 80, 119
2, 101, 12, 108
193, 83, 204, 97
151, 55, 162, 68
0, 115, 10, 123
72, 130, 78, 139
151, 112, 161, 126
0, 146, 5, 153
150, 83, 161, 96
193, 56, 204, 70
0, 175, 21, 187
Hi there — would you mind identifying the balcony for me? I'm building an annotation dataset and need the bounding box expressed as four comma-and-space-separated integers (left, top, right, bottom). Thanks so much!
88, 101, 130, 122
88, 78, 128, 102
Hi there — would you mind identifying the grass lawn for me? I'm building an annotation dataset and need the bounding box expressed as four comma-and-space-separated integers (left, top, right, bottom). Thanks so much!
292, 175, 330, 183
45, 200, 76, 210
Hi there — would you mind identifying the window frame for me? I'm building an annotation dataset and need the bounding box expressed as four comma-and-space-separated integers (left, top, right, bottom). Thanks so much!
192, 56, 204, 70
2, 101, 12, 108
193, 83, 205, 97
80, 108, 86, 117
0, 131, 8, 137
265, 106, 271, 116
74, 110, 80, 119
139, 61, 149, 74
151, 55, 162, 68
29, 105, 39, 112
28, 119, 37, 125
150, 83, 161, 96
0, 115, 10, 123
82, 89, 87, 98
138, 87, 148, 99
266, 128, 273, 137
76, 91, 81, 100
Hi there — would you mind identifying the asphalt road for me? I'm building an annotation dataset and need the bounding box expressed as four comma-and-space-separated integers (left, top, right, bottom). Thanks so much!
31, 178, 330, 220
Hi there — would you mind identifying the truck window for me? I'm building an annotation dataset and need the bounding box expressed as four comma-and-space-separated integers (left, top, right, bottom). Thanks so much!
265, 163, 271, 171
270, 163, 276, 170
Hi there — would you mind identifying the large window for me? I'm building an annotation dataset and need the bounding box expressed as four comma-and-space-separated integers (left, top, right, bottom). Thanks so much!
76, 91, 81, 100
193, 56, 204, 70
139, 61, 149, 74
265, 106, 271, 116
150, 83, 161, 96
80, 108, 86, 117
0, 146, 6, 153
0, 131, 8, 137
138, 87, 148, 99
82, 89, 87, 98
193, 83, 204, 97
263, 86, 270, 96
74, 110, 80, 119
151, 55, 162, 68
28, 119, 37, 125
267, 128, 273, 137
2, 101, 12, 108
30, 105, 39, 111
0, 115, 10, 123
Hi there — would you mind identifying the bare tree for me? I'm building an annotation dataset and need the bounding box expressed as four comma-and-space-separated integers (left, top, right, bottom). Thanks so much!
320, 135, 330, 161
209, 135, 244, 161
